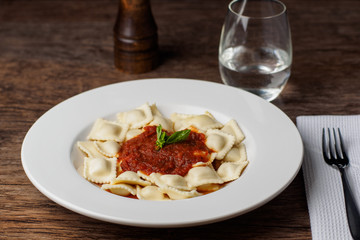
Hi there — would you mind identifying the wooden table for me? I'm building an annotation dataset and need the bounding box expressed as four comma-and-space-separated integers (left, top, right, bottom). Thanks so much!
1, 0, 359, 239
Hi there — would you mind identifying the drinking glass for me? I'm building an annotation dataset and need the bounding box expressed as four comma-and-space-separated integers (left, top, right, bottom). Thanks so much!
219, 0, 292, 101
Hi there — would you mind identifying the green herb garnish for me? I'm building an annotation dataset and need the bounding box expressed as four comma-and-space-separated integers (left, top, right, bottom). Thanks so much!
155, 124, 191, 150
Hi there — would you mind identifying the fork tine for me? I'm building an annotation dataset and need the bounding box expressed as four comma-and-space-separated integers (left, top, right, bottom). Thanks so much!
337, 128, 348, 159
328, 128, 336, 159
332, 128, 341, 159
322, 128, 329, 159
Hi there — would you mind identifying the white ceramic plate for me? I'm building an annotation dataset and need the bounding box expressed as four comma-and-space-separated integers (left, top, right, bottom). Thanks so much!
21, 78, 303, 228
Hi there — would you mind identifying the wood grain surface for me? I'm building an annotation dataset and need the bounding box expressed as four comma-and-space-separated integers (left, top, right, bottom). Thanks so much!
1, 0, 359, 239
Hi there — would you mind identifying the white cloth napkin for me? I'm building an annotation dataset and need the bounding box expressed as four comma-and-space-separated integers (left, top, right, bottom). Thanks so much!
297, 115, 360, 240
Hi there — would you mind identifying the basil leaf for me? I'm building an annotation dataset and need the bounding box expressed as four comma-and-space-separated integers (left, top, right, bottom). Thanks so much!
155, 125, 191, 150
165, 129, 191, 144
156, 125, 167, 149
156, 124, 163, 139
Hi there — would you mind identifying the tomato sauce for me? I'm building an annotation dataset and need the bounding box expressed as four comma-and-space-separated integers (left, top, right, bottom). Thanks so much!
118, 126, 213, 176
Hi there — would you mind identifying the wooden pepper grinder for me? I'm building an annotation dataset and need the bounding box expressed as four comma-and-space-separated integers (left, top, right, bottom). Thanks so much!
114, 0, 159, 73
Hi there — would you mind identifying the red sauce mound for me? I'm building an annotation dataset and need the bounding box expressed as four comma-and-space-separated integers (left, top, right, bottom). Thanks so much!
119, 126, 213, 176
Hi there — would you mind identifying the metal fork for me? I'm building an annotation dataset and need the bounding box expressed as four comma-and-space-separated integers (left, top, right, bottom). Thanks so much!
322, 128, 360, 240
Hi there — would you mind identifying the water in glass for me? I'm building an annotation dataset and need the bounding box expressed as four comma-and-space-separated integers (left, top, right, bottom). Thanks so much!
219, 46, 291, 101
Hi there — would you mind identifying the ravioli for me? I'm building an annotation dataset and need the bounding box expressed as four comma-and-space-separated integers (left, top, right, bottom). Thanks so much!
76, 103, 248, 200
221, 119, 245, 144
172, 112, 223, 132
83, 157, 117, 184
117, 103, 153, 129
223, 143, 247, 163
112, 171, 151, 186
185, 165, 224, 188
160, 186, 201, 200
205, 129, 235, 159
102, 183, 136, 196
94, 141, 121, 158
77, 141, 105, 158
136, 185, 168, 201
217, 161, 249, 182
88, 119, 128, 142
150, 173, 193, 191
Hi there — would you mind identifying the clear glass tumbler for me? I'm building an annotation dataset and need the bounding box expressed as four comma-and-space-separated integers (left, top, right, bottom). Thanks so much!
219, 0, 292, 101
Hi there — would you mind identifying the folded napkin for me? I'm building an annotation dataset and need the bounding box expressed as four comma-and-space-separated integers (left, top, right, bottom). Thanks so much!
297, 115, 360, 240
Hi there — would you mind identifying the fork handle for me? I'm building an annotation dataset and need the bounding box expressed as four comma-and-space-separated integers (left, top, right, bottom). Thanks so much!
340, 168, 360, 240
